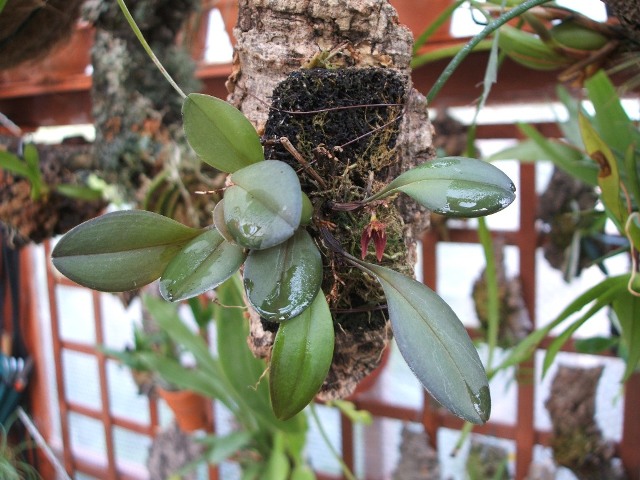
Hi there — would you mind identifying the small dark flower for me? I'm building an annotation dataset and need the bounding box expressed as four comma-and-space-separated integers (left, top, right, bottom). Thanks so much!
361, 215, 387, 262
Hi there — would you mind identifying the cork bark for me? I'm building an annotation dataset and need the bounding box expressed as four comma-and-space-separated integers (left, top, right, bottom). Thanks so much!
227, 0, 434, 399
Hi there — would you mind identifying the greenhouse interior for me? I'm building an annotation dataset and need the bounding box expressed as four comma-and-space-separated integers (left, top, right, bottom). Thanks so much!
0, 0, 639, 479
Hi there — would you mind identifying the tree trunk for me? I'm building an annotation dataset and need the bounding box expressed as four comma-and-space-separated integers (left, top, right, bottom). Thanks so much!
227, 0, 434, 399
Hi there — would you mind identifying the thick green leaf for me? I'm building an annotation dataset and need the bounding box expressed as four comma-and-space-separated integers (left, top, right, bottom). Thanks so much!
367, 157, 515, 218
0, 0, 7, 14
579, 113, 628, 231
225, 160, 302, 250
244, 229, 322, 321
613, 291, 640, 381
182, 93, 263, 173
270, 291, 334, 420
159, 228, 245, 302
360, 261, 490, 424
52, 210, 200, 292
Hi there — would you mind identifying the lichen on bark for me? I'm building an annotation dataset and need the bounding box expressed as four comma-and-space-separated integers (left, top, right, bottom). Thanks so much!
227, 0, 434, 399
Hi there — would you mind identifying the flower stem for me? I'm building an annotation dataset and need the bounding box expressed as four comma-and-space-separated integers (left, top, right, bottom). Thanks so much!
116, 0, 187, 100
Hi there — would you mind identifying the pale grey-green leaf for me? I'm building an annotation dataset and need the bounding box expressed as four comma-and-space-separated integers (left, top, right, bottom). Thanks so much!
225, 160, 302, 250
364, 262, 490, 424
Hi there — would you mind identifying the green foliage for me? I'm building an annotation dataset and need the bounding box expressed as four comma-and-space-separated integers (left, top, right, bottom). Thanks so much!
224, 161, 302, 250
366, 156, 515, 218
490, 71, 640, 381
52, 210, 200, 292
132, 284, 311, 475
352, 259, 490, 424
53, 84, 516, 422
244, 229, 322, 321
270, 292, 334, 420
0, 145, 103, 202
182, 93, 264, 173
159, 228, 246, 302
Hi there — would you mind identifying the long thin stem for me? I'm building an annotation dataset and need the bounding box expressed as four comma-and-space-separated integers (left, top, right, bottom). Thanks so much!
426, 0, 552, 103
309, 403, 357, 480
116, 0, 187, 99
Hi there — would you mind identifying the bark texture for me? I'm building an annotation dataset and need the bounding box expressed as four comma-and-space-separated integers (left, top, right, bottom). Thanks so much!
227, 0, 434, 399
545, 365, 626, 480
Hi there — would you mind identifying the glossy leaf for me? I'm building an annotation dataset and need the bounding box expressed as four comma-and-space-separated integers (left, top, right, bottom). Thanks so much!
225, 160, 302, 250
367, 157, 515, 218
182, 93, 263, 173
244, 229, 322, 321
358, 261, 490, 424
212, 200, 235, 244
270, 291, 334, 420
52, 210, 200, 292
159, 228, 245, 302
613, 291, 640, 381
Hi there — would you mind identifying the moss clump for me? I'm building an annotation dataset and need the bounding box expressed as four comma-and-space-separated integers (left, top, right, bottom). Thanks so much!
261, 68, 412, 398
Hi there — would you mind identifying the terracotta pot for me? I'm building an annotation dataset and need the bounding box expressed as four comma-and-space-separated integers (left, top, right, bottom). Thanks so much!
390, 0, 453, 44
157, 388, 209, 432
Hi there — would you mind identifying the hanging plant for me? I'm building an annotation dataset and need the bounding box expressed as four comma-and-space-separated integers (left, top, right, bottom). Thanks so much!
51, 75, 515, 423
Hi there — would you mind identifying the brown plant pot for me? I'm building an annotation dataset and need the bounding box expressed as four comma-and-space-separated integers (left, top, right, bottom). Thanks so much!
157, 388, 209, 433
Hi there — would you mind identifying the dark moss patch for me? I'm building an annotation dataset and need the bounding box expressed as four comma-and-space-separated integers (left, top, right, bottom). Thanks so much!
261, 67, 412, 398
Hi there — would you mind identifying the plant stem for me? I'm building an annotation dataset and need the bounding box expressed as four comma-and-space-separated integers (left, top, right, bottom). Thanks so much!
116, 0, 187, 100
426, 0, 552, 103
309, 403, 357, 480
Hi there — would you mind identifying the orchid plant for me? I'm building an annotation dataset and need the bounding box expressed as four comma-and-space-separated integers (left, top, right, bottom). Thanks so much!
49, 0, 516, 426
